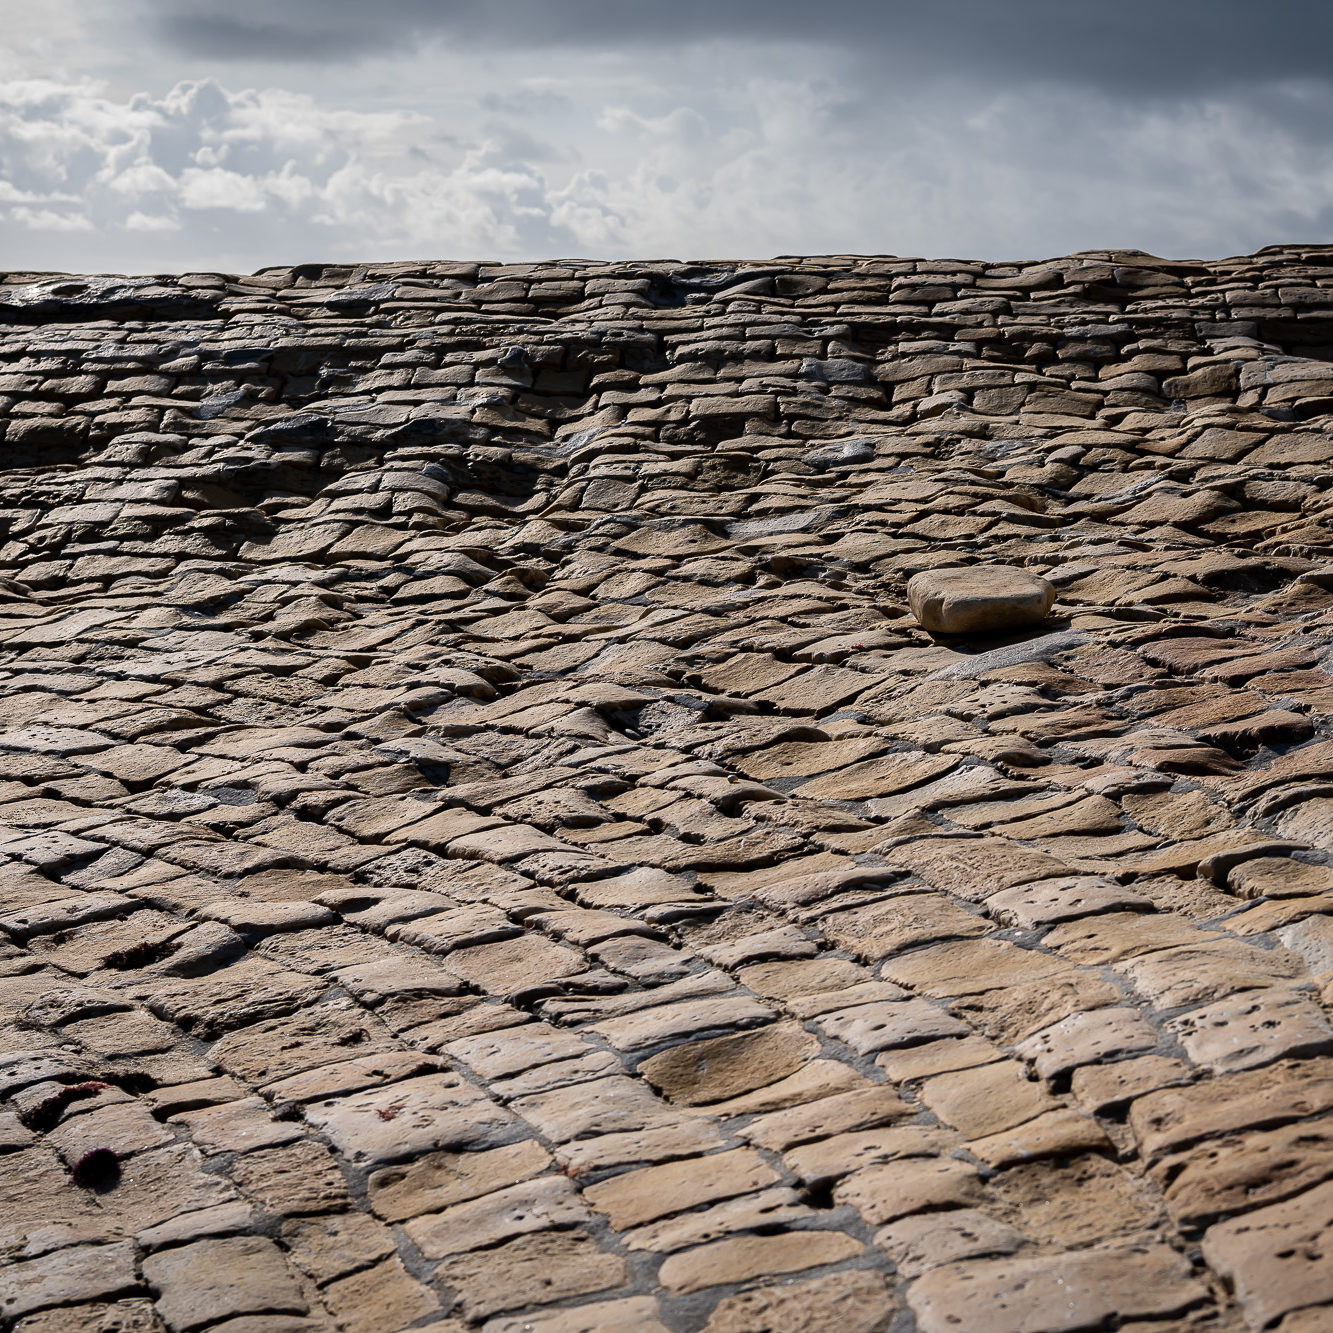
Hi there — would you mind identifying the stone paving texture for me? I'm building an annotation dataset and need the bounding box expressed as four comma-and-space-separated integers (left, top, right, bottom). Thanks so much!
0, 249, 1332, 1329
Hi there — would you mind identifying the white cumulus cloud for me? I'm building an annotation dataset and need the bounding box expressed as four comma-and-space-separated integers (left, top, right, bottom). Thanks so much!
1, 56, 1332, 271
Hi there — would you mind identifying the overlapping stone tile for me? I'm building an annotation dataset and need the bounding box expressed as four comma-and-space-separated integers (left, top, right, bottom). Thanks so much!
3, 249, 1333, 1327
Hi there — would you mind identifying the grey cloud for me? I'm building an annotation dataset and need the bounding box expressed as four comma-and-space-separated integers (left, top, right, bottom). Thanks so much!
140, 0, 1333, 95
9, 4, 1333, 272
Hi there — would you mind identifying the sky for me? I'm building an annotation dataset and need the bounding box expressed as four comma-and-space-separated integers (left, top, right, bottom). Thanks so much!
2, 0, 1332, 272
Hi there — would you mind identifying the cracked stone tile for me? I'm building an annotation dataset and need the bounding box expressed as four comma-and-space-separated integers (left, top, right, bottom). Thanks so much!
0, 1244, 140, 1324
967, 1106, 1114, 1168
621, 1186, 814, 1254
784, 1124, 957, 1188
142, 1237, 307, 1333
403, 1174, 589, 1257
366, 1139, 552, 1223
482, 1296, 669, 1333
918, 1060, 1064, 1138
1017, 1006, 1161, 1081
303, 1071, 519, 1166
1152, 1117, 1333, 1228
1129, 1058, 1333, 1161
657, 1229, 864, 1295
741, 1084, 914, 1152
434, 1230, 626, 1321
317, 1254, 442, 1333
835, 1155, 984, 1224
1117, 939, 1309, 1009
583, 1147, 780, 1230
874, 1209, 1026, 1277
637, 1020, 820, 1105
702, 1058, 871, 1115
698, 1271, 895, 1333
227, 1140, 353, 1216
1202, 1180, 1333, 1329
907, 1243, 1209, 1333
556, 1118, 728, 1176
11, 1302, 166, 1333
814, 996, 971, 1053
1171, 987, 1333, 1074
171, 1096, 306, 1155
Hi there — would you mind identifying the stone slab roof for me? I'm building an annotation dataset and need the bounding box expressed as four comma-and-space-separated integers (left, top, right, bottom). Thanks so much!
1, 248, 1333, 1331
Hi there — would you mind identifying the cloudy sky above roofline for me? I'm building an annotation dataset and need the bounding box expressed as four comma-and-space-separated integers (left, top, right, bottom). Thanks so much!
2, 0, 1332, 273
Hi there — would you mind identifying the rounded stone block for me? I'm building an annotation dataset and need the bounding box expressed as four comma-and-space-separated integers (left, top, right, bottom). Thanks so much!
907, 566, 1055, 635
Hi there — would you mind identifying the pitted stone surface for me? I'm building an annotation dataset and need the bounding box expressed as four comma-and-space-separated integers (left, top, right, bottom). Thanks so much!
1, 248, 1333, 1328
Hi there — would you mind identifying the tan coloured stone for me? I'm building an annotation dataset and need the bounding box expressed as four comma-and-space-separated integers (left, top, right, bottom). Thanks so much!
1274, 1309, 1333, 1333
303, 1072, 516, 1166
443, 934, 588, 995
134, 1202, 256, 1253
1202, 1181, 1333, 1328
172, 1096, 304, 1154
783, 979, 911, 1019
874, 1208, 1025, 1276
436, 1231, 626, 1321
1230, 857, 1333, 900
658, 1230, 863, 1295
0, 1245, 139, 1323
11, 249, 1333, 1333
990, 1155, 1166, 1247
1118, 938, 1308, 1009
583, 1147, 779, 1230
797, 751, 958, 800
1043, 909, 1213, 965
1016, 1006, 1160, 1080
834, 1156, 983, 1223
703, 1059, 870, 1115
876, 1035, 1005, 1082
1154, 1117, 1333, 1227
987, 875, 1150, 927
743, 1086, 913, 1151
953, 969, 1125, 1046
584, 994, 778, 1054
881, 938, 1071, 996
319, 1255, 441, 1333
557, 1119, 727, 1177
815, 997, 970, 1052
280, 1212, 396, 1284
1171, 987, 1333, 1073
966, 1107, 1113, 1168
1130, 1058, 1333, 1160
483, 1298, 670, 1333
623, 1188, 814, 1254
907, 566, 1055, 635
700, 1270, 896, 1333
509, 1074, 684, 1142
142, 1238, 307, 1333
784, 1124, 956, 1187
886, 839, 1071, 904
919, 1060, 1061, 1138
227, 1140, 351, 1215
818, 892, 989, 957
13, 1303, 165, 1333
404, 1174, 590, 1257
907, 1244, 1207, 1333
1070, 1054, 1193, 1114
638, 1020, 819, 1105
1276, 914, 1333, 974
